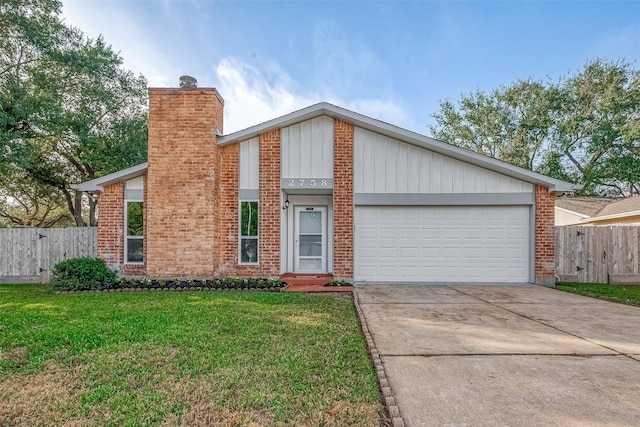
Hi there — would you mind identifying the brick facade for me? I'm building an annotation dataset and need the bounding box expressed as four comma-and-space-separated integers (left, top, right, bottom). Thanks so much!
93, 87, 560, 285
256, 130, 282, 276
534, 184, 556, 286
333, 119, 354, 278
214, 143, 241, 276
97, 178, 146, 276
97, 182, 124, 271
146, 88, 224, 278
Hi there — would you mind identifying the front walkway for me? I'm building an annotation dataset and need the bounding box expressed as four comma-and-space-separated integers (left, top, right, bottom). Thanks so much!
355, 284, 640, 427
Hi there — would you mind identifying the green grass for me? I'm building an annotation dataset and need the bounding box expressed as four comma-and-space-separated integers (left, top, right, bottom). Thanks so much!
556, 282, 640, 306
0, 284, 382, 426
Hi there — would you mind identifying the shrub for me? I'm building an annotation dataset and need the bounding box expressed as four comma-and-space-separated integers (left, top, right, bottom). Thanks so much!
50, 257, 116, 291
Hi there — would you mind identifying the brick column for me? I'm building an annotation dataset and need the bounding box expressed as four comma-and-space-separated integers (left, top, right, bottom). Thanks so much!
535, 184, 556, 286
333, 119, 354, 279
256, 129, 281, 276
214, 143, 241, 276
146, 88, 224, 278
97, 182, 124, 272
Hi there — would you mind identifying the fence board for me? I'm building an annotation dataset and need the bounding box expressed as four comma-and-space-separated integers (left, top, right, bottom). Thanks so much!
0, 227, 97, 283
555, 225, 640, 284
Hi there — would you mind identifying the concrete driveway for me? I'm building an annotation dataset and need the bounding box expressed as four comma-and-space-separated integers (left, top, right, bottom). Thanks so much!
354, 284, 640, 427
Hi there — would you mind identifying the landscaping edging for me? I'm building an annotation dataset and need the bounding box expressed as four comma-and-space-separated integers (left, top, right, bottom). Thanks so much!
54, 286, 285, 294
352, 287, 406, 427
52, 277, 287, 293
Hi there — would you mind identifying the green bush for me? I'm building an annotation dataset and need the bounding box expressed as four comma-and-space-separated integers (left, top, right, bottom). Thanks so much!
50, 257, 116, 291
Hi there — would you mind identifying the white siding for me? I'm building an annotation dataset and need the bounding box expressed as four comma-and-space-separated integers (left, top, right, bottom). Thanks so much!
281, 116, 334, 179
354, 128, 533, 194
126, 176, 144, 189
555, 208, 585, 226
240, 137, 259, 189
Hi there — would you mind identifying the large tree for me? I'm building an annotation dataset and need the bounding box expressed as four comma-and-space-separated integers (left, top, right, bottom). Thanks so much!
0, 0, 148, 226
431, 80, 554, 171
430, 59, 640, 196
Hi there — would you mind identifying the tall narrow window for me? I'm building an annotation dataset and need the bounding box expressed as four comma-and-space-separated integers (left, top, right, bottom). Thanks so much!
240, 201, 258, 264
126, 201, 144, 263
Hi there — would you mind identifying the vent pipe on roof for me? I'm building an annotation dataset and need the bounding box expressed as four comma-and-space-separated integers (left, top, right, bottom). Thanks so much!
179, 75, 197, 88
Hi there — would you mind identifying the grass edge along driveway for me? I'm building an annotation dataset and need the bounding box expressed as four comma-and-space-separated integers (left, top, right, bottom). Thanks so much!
556, 282, 640, 307
0, 284, 383, 426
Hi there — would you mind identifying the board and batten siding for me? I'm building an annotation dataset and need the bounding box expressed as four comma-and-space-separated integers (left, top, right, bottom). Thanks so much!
353, 128, 533, 194
239, 137, 259, 190
281, 116, 334, 179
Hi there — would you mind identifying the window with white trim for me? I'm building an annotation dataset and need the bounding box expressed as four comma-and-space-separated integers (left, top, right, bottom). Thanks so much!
239, 201, 258, 264
125, 177, 144, 264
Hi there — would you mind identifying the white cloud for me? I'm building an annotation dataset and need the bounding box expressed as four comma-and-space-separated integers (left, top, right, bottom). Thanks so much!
215, 57, 415, 134
215, 58, 313, 133
61, 1, 173, 87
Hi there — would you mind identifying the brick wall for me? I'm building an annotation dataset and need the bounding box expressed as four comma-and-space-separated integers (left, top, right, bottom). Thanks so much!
333, 119, 354, 279
535, 184, 556, 286
97, 182, 124, 272
214, 143, 240, 276
97, 180, 146, 276
146, 87, 224, 278
213, 132, 281, 278
256, 129, 281, 276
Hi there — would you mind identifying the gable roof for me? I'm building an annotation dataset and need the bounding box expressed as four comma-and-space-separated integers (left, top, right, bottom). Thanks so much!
74, 102, 578, 193
597, 197, 640, 217
555, 197, 615, 217
71, 162, 148, 192
218, 102, 577, 192
555, 196, 640, 223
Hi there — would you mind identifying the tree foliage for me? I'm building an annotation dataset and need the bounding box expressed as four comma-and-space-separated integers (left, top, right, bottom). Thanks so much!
430, 59, 640, 196
0, 0, 148, 227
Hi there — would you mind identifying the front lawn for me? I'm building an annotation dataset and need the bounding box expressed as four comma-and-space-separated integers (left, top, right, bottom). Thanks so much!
556, 282, 640, 306
0, 284, 382, 426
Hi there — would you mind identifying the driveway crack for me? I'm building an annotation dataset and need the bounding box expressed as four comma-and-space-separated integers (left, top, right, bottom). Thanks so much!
449, 286, 638, 363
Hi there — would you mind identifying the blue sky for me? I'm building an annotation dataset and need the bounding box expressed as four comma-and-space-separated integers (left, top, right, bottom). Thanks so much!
61, 1, 640, 134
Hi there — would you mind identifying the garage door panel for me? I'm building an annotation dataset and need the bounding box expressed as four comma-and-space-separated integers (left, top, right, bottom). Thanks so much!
355, 206, 530, 283
379, 247, 398, 257
379, 228, 396, 238
358, 227, 378, 239
400, 247, 419, 258
358, 247, 376, 258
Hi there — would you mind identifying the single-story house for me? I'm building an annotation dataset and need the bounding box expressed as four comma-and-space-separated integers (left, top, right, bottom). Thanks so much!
555, 197, 640, 226
74, 77, 577, 286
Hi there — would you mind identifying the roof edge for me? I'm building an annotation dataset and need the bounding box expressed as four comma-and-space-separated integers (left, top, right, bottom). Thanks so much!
555, 206, 591, 218
218, 102, 578, 192
72, 162, 148, 192
581, 210, 640, 223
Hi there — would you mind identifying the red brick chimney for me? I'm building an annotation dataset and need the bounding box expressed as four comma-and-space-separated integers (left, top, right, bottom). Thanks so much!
146, 76, 224, 277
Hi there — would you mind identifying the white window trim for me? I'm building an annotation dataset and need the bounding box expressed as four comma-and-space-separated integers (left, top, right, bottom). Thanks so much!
124, 200, 144, 265
238, 200, 259, 265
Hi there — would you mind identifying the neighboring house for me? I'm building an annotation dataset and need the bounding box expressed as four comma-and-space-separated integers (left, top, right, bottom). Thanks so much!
74, 77, 577, 286
555, 197, 640, 226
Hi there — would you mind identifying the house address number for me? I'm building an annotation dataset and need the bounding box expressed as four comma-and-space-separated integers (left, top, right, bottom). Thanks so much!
281, 178, 334, 189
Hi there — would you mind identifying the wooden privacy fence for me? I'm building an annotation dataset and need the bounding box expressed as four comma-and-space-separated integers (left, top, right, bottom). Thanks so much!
556, 225, 640, 284
0, 227, 97, 284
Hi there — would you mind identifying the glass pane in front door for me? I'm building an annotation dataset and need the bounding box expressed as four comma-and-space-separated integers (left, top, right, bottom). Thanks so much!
296, 209, 324, 272
300, 234, 322, 256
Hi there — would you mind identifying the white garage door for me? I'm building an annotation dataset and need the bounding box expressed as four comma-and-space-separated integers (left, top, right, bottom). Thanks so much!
355, 206, 530, 283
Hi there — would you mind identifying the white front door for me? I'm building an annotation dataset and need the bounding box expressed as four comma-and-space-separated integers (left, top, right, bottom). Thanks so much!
294, 206, 327, 273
